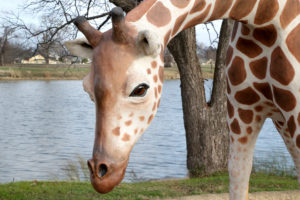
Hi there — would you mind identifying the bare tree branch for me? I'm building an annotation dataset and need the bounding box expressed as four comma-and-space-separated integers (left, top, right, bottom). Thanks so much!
1, 0, 113, 61
98, 15, 111, 30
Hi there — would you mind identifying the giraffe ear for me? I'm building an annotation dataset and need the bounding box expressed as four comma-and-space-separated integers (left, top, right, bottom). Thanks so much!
64, 38, 93, 59
137, 30, 160, 57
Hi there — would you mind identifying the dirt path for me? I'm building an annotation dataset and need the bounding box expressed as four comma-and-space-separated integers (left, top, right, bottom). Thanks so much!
163, 191, 300, 200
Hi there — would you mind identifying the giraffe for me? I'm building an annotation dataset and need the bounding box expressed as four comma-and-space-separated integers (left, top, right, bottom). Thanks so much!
64, 0, 300, 199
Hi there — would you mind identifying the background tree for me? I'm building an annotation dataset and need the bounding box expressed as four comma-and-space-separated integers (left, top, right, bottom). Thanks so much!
0, 26, 15, 66
3, 0, 113, 60
168, 20, 233, 175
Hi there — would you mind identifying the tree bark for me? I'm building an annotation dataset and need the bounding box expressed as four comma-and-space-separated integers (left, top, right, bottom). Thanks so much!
168, 20, 234, 176
0, 54, 4, 66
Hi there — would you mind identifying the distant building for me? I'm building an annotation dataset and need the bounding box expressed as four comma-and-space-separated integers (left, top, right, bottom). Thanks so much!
21, 54, 60, 64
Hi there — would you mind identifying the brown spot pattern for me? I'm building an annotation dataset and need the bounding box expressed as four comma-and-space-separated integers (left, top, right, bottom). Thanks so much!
227, 78, 231, 94
280, 0, 300, 29
230, 119, 241, 134
190, 0, 206, 13
112, 127, 120, 136
270, 47, 295, 85
238, 136, 248, 144
249, 57, 268, 80
134, 129, 138, 134
246, 127, 253, 134
236, 38, 263, 58
235, 87, 260, 105
226, 45, 234, 66
154, 87, 158, 98
298, 113, 300, 126
126, 0, 156, 22
122, 133, 130, 141
253, 82, 272, 100
147, 2, 171, 27
159, 66, 164, 82
160, 46, 164, 61
158, 85, 162, 93
183, 4, 212, 30
147, 68, 151, 75
255, 106, 263, 112
227, 98, 234, 118
231, 136, 235, 143
287, 116, 296, 138
253, 24, 277, 47
153, 75, 158, 83
151, 61, 157, 69
172, 13, 188, 36
229, 0, 257, 20
273, 85, 296, 112
139, 116, 145, 121
254, 0, 279, 25
170, 0, 190, 8
241, 24, 250, 35
286, 24, 300, 63
140, 128, 144, 134
231, 22, 239, 42
152, 102, 157, 111
208, 0, 233, 21
256, 115, 262, 122
274, 122, 281, 130
296, 135, 300, 149
228, 56, 246, 86
238, 108, 254, 124
125, 120, 132, 126
157, 99, 161, 109
148, 114, 154, 124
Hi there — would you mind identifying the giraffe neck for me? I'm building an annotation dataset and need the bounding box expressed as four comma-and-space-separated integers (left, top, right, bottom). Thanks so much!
125, 0, 286, 47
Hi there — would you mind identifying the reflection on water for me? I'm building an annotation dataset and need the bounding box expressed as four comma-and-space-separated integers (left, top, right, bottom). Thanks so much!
0, 80, 294, 183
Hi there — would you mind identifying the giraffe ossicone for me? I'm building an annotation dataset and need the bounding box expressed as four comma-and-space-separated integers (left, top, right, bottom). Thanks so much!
65, 0, 300, 199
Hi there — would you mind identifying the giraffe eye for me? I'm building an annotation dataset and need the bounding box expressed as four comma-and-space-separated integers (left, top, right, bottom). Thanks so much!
130, 83, 149, 97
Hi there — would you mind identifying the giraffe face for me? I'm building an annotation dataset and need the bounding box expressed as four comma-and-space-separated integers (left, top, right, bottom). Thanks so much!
65, 26, 163, 193
92, 34, 163, 193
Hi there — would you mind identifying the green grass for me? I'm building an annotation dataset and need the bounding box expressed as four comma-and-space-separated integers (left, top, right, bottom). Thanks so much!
0, 172, 298, 200
0, 65, 90, 80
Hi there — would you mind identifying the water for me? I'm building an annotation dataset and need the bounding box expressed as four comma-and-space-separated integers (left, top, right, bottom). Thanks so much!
0, 80, 294, 183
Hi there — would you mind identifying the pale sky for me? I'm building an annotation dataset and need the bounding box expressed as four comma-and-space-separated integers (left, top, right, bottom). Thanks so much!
1, 0, 23, 11
0, 0, 221, 47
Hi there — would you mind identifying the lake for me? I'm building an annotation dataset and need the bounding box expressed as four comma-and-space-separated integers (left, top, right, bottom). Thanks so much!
0, 80, 295, 183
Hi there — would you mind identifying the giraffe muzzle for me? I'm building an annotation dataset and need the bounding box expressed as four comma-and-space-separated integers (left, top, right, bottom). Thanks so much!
87, 158, 128, 194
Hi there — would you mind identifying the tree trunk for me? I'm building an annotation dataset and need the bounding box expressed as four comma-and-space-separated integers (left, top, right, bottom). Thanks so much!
0, 54, 3, 66
168, 20, 234, 176
45, 56, 49, 64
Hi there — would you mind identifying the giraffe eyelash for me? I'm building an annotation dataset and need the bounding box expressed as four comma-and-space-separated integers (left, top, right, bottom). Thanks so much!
129, 83, 150, 97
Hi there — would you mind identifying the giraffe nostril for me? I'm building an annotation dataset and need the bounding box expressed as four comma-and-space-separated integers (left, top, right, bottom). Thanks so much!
98, 164, 108, 178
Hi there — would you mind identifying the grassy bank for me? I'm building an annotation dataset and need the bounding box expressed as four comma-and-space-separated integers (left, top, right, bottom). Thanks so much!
0, 172, 298, 200
0, 64, 214, 80
0, 65, 89, 80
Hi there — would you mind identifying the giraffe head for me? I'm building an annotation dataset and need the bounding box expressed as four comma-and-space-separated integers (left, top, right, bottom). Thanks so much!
65, 7, 164, 193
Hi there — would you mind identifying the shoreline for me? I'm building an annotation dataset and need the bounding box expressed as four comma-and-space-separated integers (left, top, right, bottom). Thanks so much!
0, 65, 214, 81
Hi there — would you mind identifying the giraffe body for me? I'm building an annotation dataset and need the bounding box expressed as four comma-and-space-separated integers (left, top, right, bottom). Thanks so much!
65, 0, 300, 199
